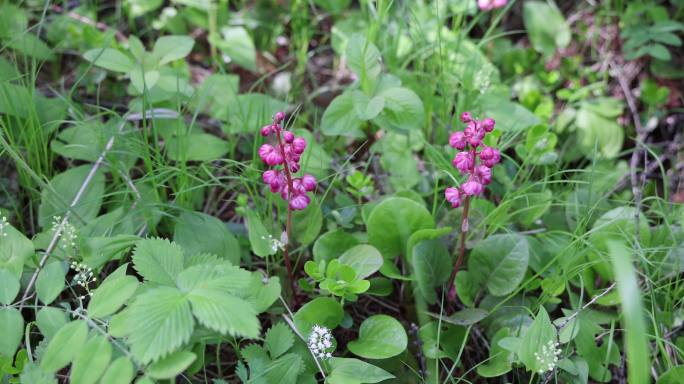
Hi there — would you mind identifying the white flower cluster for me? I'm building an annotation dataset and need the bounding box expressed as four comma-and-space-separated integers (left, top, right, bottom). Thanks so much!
71, 261, 96, 299
534, 340, 561, 373
52, 216, 77, 250
308, 324, 333, 360
261, 234, 285, 253
0, 215, 8, 237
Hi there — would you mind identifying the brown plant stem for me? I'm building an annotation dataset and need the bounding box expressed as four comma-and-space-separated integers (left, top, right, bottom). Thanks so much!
274, 130, 298, 300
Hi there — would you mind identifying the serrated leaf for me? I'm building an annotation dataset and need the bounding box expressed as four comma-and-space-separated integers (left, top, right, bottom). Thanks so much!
132, 238, 184, 285
0, 307, 23, 357
70, 335, 112, 384
265, 322, 295, 359
88, 275, 139, 318
176, 262, 252, 293
36, 262, 65, 305
99, 356, 134, 384
127, 287, 194, 364
147, 350, 196, 379
40, 320, 88, 372
187, 288, 260, 338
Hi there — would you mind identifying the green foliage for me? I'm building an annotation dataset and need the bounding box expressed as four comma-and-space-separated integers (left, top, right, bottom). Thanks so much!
347, 315, 407, 359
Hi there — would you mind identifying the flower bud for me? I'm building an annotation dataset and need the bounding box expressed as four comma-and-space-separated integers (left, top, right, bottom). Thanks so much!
482, 118, 495, 132
445, 187, 461, 208
292, 137, 307, 154
449, 132, 467, 150
289, 193, 310, 210
479, 146, 500, 167
460, 112, 472, 123
283, 130, 295, 143
274, 111, 285, 123
258, 144, 284, 166
475, 165, 492, 185
453, 151, 474, 174
302, 174, 316, 191
461, 179, 484, 196
260, 125, 272, 137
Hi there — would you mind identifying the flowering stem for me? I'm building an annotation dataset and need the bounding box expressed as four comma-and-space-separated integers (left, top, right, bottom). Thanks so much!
274, 130, 297, 298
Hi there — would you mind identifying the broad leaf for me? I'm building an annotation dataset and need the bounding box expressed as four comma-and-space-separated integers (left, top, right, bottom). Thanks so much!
83, 48, 134, 72
187, 288, 260, 338
153, 36, 195, 65
327, 358, 394, 384
0, 308, 23, 357
147, 350, 196, 379
346, 34, 381, 81
0, 268, 20, 304
523, 1, 571, 57
173, 211, 240, 264
70, 335, 112, 384
99, 357, 134, 384
367, 197, 435, 260
40, 320, 88, 372
294, 297, 344, 334
0, 224, 33, 278
88, 275, 139, 318
468, 234, 529, 296
519, 307, 557, 373
347, 315, 407, 359
338, 244, 383, 279
35, 261, 66, 305
38, 165, 105, 228
265, 322, 295, 359
313, 229, 360, 263
321, 93, 363, 137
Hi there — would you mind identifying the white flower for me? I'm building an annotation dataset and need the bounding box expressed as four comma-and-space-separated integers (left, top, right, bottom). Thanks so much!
535, 340, 561, 373
52, 216, 78, 250
307, 324, 334, 360
0, 216, 8, 237
71, 261, 95, 297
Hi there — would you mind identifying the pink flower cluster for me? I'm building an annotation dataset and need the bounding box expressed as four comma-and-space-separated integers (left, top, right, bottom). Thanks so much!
445, 112, 500, 208
260, 112, 316, 210
478, 0, 507, 11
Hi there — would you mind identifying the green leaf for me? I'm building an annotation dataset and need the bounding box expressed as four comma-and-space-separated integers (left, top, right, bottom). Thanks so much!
173, 211, 240, 265
468, 234, 529, 296
346, 34, 382, 81
127, 287, 194, 364
245, 273, 281, 313
211, 27, 256, 71
294, 297, 344, 335
658, 366, 684, 384
244, 208, 276, 258
176, 262, 252, 293
519, 307, 557, 373
254, 353, 304, 384
165, 133, 229, 162
0, 223, 33, 278
132, 238, 184, 285
153, 36, 195, 65
347, 315, 407, 359
292, 200, 323, 246
8, 34, 54, 61
40, 320, 88, 372
70, 335, 112, 384
38, 165, 105, 228
147, 350, 196, 379
575, 101, 624, 159
0, 268, 20, 304
0, 308, 23, 357
99, 356, 135, 384
480, 95, 540, 133
411, 239, 451, 304
608, 241, 649, 384
35, 262, 66, 305
313, 229, 360, 264
19, 363, 56, 384
351, 91, 385, 120
187, 288, 260, 338
265, 322, 295, 359
36, 307, 67, 341
83, 48, 134, 72
321, 93, 363, 137
523, 1, 571, 57
327, 358, 395, 384
338, 244, 383, 279
371, 87, 424, 132
225, 93, 288, 133
88, 275, 139, 318
367, 197, 435, 260
129, 69, 160, 93
439, 308, 489, 326
477, 327, 513, 377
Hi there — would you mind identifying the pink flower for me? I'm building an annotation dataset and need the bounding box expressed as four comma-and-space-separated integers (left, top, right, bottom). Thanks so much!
465, 124, 485, 147
475, 165, 492, 185
479, 146, 500, 167
449, 132, 467, 150
289, 193, 310, 210
461, 179, 483, 196
460, 112, 472, 123
283, 131, 295, 143
478, 0, 507, 11
289, 162, 301, 173
453, 151, 474, 174
259, 144, 283, 166
445, 187, 461, 208
481, 118, 495, 132
274, 111, 285, 123
292, 137, 307, 154
263, 170, 285, 192
261, 125, 272, 137
302, 174, 316, 192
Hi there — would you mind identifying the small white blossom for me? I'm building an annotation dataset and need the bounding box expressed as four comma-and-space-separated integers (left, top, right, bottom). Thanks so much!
0, 216, 8, 237
534, 340, 561, 373
52, 216, 78, 250
261, 234, 285, 253
308, 324, 334, 360
71, 261, 95, 297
